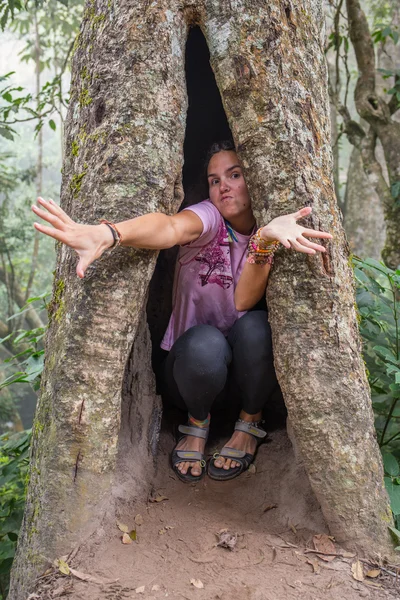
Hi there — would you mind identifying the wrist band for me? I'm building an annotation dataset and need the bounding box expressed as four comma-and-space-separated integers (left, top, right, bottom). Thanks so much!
100, 220, 123, 249
247, 228, 280, 265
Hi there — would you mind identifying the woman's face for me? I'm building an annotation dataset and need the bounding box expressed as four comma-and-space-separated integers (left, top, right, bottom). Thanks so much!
207, 150, 252, 223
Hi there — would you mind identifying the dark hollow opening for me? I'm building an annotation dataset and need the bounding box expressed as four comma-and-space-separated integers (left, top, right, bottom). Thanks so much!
146, 26, 232, 375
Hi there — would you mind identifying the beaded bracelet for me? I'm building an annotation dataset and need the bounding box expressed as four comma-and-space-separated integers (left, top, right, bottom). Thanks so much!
100, 219, 123, 249
247, 228, 280, 266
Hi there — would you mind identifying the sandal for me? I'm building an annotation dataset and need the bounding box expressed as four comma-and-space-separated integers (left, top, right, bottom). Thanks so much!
207, 420, 267, 481
171, 423, 209, 483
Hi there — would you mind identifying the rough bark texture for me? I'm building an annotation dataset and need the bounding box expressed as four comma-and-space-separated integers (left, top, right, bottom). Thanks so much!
343, 144, 386, 259
10, 1, 394, 597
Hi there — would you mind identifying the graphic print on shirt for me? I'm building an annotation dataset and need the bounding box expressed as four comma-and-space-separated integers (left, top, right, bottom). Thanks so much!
194, 221, 233, 288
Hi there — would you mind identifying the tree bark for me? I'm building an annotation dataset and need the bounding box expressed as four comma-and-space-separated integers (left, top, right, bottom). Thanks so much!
10, 0, 394, 597
343, 144, 386, 259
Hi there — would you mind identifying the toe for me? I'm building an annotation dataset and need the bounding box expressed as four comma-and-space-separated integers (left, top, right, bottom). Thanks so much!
224, 458, 232, 470
214, 457, 225, 469
191, 462, 201, 476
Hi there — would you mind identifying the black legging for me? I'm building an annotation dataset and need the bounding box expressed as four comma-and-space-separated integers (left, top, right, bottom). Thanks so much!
162, 311, 279, 420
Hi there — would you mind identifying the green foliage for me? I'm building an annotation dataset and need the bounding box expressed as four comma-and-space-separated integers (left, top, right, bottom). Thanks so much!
354, 257, 400, 529
0, 428, 31, 598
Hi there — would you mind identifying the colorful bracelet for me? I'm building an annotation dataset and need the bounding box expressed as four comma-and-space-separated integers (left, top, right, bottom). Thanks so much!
100, 219, 123, 249
247, 228, 280, 266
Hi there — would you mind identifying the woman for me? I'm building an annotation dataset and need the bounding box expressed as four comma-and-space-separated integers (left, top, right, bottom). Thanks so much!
32, 140, 332, 483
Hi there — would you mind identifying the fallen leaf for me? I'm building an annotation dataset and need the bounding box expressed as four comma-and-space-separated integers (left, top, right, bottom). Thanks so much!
135, 514, 144, 526
149, 493, 169, 503
117, 521, 129, 533
263, 504, 278, 512
56, 559, 70, 576
248, 464, 256, 474
351, 560, 365, 582
129, 529, 137, 541
366, 568, 381, 578
306, 558, 320, 574
289, 522, 297, 535
342, 551, 356, 558
312, 533, 336, 562
152, 584, 160, 591
135, 586, 145, 594
190, 578, 204, 589
122, 532, 133, 544
69, 567, 117, 585
216, 530, 237, 551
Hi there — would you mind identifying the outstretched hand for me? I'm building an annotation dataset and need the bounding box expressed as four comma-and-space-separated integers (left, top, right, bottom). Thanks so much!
32, 197, 113, 278
260, 206, 332, 254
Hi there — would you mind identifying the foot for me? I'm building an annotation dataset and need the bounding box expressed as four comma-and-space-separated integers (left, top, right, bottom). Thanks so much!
213, 410, 261, 471
175, 434, 206, 477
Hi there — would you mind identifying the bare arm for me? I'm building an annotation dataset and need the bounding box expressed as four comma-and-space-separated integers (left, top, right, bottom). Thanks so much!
32, 197, 203, 278
234, 207, 333, 311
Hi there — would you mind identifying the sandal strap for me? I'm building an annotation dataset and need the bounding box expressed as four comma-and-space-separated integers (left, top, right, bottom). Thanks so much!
234, 420, 267, 439
218, 447, 247, 459
178, 424, 208, 439
175, 450, 204, 461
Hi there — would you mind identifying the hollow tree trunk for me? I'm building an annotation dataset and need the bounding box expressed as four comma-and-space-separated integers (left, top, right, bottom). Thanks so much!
10, 0, 394, 597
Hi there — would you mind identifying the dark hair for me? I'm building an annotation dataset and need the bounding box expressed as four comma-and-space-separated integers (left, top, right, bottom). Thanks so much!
204, 139, 236, 175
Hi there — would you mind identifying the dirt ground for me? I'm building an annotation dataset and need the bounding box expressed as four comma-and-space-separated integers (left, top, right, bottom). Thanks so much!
31, 427, 400, 600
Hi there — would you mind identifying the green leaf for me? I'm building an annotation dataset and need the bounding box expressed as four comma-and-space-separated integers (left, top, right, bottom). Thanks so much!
2, 91, 12, 102
0, 127, 14, 141
385, 480, 400, 515
49, 119, 56, 131
388, 525, 400, 543
383, 453, 400, 477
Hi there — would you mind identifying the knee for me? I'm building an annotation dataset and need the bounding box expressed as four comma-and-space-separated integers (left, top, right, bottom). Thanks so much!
231, 312, 273, 358
178, 325, 231, 369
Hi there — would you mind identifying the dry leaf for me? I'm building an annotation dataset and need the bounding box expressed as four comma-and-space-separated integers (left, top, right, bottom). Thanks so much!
342, 551, 356, 558
306, 558, 320, 574
351, 560, 365, 582
159, 528, 167, 535
69, 567, 116, 585
122, 532, 133, 544
366, 568, 381, 578
312, 533, 336, 562
149, 493, 169, 503
263, 504, 277, 512
216, 530, 237, 551
190, 578, 204, 589
289, 522, 297, 534
56, 559, 70, 576
117, 522, 129, 533
152, 584, 160, 591
134, 514, 144, 526
135, 586, 145, 594
248, 464, 256, 474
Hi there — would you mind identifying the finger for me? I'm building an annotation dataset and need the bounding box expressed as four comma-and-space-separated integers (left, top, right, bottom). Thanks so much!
302, 228, 333, 239
32, 205, 66, 230
76, 256, 89, 279
293, 206, 312, 220
289, 239, 316, 255
275, 236, 291, 249
33, 222, 69, 244
37, 197, 74, 225
296, 236, 326, 253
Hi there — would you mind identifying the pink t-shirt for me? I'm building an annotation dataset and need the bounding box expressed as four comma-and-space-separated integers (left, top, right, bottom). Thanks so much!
161, 200, 255, 351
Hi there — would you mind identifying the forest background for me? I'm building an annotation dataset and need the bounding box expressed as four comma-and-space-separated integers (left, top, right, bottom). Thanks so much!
0, 0, 399, 597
